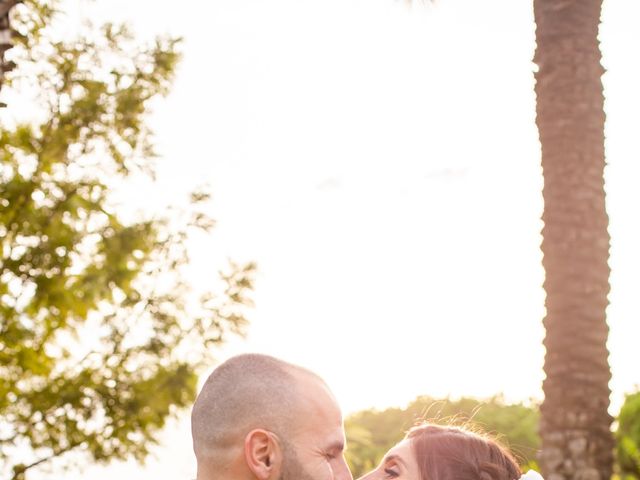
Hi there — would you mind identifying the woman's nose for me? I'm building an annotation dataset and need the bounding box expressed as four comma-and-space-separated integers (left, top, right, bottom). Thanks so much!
356, 471, 375, 480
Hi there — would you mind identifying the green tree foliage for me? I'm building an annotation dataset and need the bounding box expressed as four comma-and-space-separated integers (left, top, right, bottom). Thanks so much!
345, 396, 540, 478
0, 2, 255, 478
616, 391, 640, 480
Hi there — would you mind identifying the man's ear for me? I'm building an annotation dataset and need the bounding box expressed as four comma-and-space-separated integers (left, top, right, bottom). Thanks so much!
244, 429, 282, 480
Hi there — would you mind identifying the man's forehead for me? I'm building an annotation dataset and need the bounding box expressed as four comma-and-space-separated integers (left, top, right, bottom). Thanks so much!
290, 371, 345, 440
294, 372, 339, 409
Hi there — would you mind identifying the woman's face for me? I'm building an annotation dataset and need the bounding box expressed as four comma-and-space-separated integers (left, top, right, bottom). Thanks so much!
357, 438, 421, 480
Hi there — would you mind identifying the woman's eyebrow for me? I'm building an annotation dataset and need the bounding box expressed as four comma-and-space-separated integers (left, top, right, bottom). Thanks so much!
383, 454, 407, 468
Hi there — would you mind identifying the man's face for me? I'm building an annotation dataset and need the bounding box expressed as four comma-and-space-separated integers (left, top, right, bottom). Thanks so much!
281, 375, 352, 480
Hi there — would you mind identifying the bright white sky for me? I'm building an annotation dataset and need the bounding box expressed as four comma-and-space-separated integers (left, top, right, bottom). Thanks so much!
18, 0, 640, 478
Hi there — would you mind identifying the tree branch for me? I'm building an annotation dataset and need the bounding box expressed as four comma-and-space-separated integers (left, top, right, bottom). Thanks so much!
11, 441, 82, 480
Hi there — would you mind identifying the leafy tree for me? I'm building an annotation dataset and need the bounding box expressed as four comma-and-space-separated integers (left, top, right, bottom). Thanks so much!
345, 396, 540, 478
616, 391, 640, 480
0, 2, 255, 479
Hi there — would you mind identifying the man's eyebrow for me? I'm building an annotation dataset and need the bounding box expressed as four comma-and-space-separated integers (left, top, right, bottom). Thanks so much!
327, 441, 345, 453
383, 454, 407, 468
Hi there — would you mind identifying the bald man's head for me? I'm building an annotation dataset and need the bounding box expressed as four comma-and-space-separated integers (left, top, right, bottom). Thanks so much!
191, 354, 328, 467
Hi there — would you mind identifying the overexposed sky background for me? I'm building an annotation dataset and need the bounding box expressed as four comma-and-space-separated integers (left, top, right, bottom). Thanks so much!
8, 0, 640, 478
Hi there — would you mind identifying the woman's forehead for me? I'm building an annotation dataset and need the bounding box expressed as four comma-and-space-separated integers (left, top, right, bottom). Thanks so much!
386, 438, 413, 459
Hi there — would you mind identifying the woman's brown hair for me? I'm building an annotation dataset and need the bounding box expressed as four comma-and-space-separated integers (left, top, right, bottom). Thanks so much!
406, 423, 522, 480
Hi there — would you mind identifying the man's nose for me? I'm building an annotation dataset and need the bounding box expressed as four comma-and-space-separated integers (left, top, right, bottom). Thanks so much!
335, 458, 354, 480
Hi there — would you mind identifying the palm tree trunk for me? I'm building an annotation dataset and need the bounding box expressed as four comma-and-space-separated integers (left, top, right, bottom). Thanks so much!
534, 1, 613, 480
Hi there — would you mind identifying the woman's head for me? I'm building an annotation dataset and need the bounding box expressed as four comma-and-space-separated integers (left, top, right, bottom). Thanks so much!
358, 423, 522, 480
